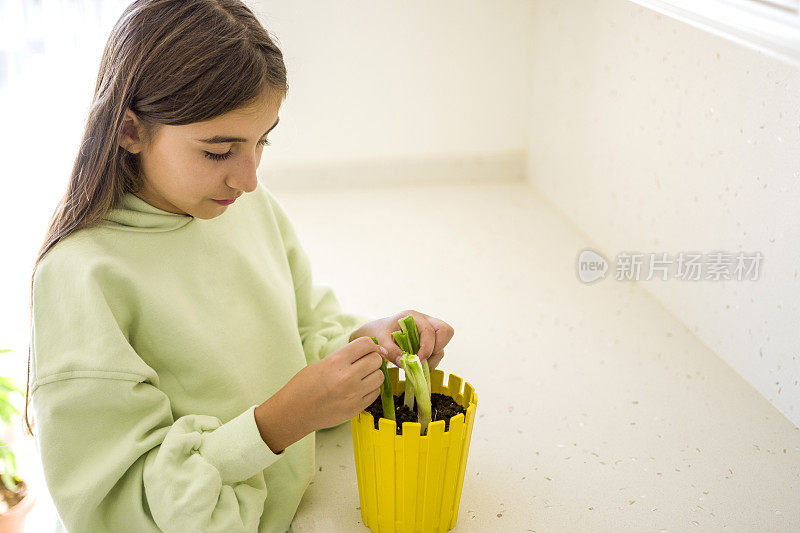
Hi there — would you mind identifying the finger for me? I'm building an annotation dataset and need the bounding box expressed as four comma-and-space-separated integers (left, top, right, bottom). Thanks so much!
352, 351, 383, 379
411, 313, 437, 362
426, 349, 445, 371
367, 336, 391, 362
361, 368, 384, 391
347, 337, 383, 363
379, 331, 404, 367
426, 317, 454, 363
361, 387, 381, 407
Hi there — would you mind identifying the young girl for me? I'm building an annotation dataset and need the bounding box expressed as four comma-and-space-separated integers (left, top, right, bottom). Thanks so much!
23, 1, 454, 531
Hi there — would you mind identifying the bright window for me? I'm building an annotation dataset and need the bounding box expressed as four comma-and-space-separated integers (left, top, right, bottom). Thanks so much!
0, 0, 131, 389
629, 0, 800, 65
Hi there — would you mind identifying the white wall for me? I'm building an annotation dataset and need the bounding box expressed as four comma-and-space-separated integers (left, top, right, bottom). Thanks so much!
527, 0, 800, 425
0, 1, 534, 374
251, 0, 533, 188
7, 0, 795, 430
253, 0, 533, 162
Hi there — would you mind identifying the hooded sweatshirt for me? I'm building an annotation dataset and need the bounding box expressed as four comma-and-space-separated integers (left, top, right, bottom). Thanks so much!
29, 181, 372, 533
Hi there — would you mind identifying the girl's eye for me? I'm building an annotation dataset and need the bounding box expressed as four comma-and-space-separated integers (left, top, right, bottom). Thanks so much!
203, 138, 271, 162
204, 150, 233, 161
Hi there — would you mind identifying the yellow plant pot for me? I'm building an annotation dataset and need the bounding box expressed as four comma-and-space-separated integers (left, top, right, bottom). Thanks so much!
350, 367, 477, 533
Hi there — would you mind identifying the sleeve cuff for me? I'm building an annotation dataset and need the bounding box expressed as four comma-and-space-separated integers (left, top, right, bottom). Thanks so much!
347, 314, 373, 342
200, 404, 285, 484
315, 313, 373, 361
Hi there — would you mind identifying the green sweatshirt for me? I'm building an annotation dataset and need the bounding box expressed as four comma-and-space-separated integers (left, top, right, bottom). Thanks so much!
29, 181, 372, 533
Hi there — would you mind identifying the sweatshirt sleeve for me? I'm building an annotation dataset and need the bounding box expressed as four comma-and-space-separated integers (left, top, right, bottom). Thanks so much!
264, 188, 373, 367
30, 251, 285, 533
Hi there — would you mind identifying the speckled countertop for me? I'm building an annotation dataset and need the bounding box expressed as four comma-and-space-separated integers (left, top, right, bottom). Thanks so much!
15, 180, 798, 532
281, 180, 800, 532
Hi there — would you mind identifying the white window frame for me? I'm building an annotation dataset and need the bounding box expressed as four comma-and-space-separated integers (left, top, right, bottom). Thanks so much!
629, 0, 800, 66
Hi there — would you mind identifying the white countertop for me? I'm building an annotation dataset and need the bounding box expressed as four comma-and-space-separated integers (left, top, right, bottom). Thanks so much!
14, 180, 799, 532
281, 180, 800, 532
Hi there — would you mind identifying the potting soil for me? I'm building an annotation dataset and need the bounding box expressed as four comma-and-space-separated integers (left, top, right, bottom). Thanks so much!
365, 393, 466, 434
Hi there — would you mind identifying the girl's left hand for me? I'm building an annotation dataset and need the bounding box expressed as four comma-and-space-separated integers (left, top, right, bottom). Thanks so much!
350, 309, 455, 370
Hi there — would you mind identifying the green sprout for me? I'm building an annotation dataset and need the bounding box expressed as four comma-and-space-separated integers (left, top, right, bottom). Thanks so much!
401, 353, 432, 434
399, 315, 430, 395
0, 350, 23, 492
391, 315, 433, 434
371, 337, 395, 421
391, 330, 415, 410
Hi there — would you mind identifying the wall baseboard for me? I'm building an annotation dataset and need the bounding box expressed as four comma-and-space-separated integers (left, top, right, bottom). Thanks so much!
258, 149, 528, 191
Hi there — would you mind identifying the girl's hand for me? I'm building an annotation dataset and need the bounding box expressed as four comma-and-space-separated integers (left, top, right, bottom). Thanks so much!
288, 337, 387, 431
350, 310, 455, 371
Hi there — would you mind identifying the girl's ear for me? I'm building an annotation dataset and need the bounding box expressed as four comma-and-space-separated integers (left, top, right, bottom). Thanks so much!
119, 108, 144, 154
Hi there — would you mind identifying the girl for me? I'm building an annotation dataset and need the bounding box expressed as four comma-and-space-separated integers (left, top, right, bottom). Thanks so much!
23, 1, 454, 532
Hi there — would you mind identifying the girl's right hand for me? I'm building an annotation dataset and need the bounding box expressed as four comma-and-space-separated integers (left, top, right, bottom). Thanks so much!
290, 336, 387, 432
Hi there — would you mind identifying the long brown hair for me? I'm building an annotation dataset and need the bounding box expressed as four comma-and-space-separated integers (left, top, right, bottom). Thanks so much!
23, 0, 288, 437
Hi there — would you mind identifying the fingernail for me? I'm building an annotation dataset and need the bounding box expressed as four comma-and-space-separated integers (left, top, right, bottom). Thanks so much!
379, 346, 388, 356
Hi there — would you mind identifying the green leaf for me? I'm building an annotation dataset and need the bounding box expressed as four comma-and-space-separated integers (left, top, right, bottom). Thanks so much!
398, 315, 421, 355
379, 360, 395, 421
401, 353, 432, 434
391, 331, 412, 354
0, 470, 17, 492
371, 337, 395, 421
0, 375, 24, 395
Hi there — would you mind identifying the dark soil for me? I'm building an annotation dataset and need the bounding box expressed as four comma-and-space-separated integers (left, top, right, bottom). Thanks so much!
0, 479, 26, 512
365, 393, 466, 435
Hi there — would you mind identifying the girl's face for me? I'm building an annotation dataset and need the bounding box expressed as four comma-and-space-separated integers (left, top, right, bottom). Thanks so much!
119, 88, 283, 219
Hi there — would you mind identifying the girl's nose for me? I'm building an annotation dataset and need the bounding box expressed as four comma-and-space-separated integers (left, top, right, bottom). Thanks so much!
227, 151, 260, 193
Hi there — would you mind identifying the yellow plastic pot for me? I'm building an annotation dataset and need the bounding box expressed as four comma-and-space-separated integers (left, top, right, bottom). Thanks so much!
350, 367, 477, 533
